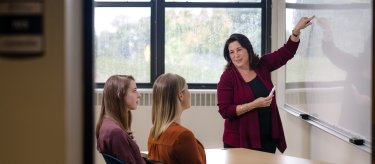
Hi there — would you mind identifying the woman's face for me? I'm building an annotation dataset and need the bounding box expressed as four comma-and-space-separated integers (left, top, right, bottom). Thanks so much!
179, 84, 191, 110
124, 80, 140, 110
228, 41, 250, 69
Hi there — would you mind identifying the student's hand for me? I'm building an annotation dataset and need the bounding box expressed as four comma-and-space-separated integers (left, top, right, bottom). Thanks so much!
253, 96, 273, 108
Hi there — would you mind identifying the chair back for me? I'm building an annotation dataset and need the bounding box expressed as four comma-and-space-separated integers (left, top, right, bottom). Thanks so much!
102, 153, 124, 164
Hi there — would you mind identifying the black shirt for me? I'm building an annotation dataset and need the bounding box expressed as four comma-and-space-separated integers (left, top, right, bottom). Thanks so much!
248, 76, 276, 153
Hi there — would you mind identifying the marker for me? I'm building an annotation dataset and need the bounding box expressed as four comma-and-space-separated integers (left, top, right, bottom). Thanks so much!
268, 86, 275, 97
300, 114, 310, 120
349, 137, 364, 145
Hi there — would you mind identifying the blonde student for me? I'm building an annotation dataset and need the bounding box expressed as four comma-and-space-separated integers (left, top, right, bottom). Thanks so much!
148, 73, 206, 164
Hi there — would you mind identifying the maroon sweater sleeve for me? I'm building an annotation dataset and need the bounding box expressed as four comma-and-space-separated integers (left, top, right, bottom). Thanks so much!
260, 37, 300, 72
217, 69, 239, 119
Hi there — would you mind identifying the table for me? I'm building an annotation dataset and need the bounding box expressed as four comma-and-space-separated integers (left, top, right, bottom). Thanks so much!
205, 148, 327, 164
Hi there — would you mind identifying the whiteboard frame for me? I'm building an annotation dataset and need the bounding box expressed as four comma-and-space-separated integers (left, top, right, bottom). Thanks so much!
284, 103, 371, 153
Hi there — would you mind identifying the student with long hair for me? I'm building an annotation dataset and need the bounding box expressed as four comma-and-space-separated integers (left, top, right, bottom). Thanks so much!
148, 73, 206, 164
96, 75, 146, 164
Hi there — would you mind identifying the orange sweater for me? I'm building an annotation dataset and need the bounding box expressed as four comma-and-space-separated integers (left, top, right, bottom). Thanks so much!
148, 122, 206, 164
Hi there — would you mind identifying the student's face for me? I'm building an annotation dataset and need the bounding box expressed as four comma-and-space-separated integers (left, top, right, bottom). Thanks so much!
228, 41, 250, 69
179, 84, 191, 110
124, 80, 140, 110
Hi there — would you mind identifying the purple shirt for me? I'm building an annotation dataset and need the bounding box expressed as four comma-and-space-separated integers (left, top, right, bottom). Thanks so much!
97, 117, 146, 164
217, 37, 299, 153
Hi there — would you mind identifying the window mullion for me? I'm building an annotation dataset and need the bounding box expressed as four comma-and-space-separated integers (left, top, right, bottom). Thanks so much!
153, 0, 165, 83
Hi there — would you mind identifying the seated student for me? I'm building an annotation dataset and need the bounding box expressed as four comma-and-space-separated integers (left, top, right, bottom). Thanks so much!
148, 73, 206, 164
96, 75, 146, 164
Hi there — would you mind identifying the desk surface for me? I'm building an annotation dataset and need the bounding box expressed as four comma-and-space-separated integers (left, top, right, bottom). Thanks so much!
205, 148, 327, 164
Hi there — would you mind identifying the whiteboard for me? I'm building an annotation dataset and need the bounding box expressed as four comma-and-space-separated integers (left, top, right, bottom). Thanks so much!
284, 1, 372, 143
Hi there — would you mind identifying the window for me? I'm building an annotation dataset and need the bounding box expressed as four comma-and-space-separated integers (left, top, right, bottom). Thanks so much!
95, 7, 151, 83
94, 0, 271, 88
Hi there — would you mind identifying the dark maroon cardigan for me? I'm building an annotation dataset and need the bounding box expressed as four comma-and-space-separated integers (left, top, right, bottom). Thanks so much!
217, 37, 299, 153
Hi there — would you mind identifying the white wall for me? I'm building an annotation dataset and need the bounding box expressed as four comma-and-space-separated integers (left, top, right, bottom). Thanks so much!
65, 0, 83, 163
0, 0, 83, 163
132, 106, 224, 151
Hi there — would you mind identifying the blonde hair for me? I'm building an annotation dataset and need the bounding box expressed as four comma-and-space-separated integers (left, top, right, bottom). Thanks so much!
96, 75, 135, 138
150, 73, 186, 140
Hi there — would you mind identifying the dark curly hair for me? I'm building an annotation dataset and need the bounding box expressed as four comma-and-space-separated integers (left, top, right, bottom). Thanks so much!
223, 33, 260, 69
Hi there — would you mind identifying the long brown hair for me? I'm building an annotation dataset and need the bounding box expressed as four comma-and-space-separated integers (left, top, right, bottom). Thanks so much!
150, 73, 186, 140
95, 75, 135, 138
223, 33, 260, 69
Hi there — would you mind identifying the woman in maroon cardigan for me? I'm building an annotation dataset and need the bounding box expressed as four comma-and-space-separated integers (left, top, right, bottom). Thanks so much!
217, 16, 314, 153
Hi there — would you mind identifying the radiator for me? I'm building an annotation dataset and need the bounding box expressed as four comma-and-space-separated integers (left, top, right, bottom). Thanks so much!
95, 89, 217, 107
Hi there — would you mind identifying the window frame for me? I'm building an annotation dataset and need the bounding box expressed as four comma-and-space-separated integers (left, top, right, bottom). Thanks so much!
94, 0, 271, 89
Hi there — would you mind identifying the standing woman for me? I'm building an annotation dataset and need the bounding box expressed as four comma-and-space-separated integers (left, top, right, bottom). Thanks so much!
148, 73, 206, 164
217, 16, 314, 153
96, 75, 146, 164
